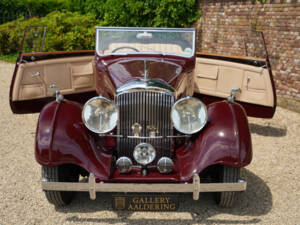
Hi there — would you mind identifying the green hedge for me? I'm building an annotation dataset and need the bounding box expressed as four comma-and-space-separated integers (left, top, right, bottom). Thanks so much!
1, 0, 200, 27
0, 0, 90, 24
0, 0, 200, 55
0, 12, 99, 55
0, 0, 69, 24
86, 0, 200, 27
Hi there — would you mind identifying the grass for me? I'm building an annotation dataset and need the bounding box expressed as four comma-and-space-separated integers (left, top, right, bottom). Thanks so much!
0, 53, 18, 63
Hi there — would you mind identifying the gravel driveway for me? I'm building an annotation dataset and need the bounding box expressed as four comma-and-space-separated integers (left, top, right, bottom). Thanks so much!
0, 61, 299, 225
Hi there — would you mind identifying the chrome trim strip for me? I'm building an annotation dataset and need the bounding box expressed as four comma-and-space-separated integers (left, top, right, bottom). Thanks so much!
42, 174, 247, 201
96, 27, 195, 31
143, 60, 148, 81
127, 136, 163, 139
99, 134, 190, 139
166, 135, 191, 138
99, 134, 123, 138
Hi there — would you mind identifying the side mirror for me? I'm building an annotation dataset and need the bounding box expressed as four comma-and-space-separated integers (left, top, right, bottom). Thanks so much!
49, 84, 64, 102
227, 88, 241, 103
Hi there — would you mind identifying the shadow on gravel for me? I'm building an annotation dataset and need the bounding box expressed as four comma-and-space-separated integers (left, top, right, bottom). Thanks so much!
249, 123, 286, 137
56, 169, 272, 224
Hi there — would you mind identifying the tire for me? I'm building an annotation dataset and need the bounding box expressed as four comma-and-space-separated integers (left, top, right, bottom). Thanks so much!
215, 165, 241, 208
42, 165, 79, 206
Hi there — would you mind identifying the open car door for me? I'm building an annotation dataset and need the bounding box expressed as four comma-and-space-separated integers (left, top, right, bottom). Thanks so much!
10, 26, 96, 114
194, 31, 276, 118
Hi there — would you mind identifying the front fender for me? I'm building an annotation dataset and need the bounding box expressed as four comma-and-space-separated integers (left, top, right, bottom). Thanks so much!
35, 100, 112, 181
177, 101, 252, 181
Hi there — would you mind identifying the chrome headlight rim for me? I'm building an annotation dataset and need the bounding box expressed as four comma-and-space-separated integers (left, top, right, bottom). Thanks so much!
133, 143, 156, 166
171, 96, 208, 135
116, 156, 133, 173
82, 95, 118, 134
157, 157, 174, 174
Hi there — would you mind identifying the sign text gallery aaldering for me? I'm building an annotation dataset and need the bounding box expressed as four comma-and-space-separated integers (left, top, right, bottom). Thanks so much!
113, 196, 178, 211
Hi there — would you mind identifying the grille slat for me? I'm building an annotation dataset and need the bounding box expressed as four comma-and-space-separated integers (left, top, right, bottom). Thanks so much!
117, 91, 173, 165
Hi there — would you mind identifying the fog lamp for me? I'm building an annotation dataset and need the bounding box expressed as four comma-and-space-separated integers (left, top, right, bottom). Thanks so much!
133, 143, 156, 166
116, 157, 132, 173
157, 157, 174, 174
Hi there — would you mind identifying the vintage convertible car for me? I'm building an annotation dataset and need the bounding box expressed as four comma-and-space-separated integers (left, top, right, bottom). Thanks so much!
10, 27, 276, 209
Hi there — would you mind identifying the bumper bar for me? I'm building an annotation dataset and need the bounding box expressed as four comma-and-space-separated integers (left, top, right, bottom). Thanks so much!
42, 174, 247, 200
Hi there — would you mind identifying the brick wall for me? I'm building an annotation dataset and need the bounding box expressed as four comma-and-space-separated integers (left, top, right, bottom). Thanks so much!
196, 0, 300, 107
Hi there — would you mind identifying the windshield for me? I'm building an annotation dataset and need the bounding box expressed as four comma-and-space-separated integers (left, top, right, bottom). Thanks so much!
96, 27, 195, 58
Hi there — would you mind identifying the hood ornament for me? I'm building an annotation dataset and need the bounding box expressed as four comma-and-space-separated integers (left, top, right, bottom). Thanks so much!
132, 123, 142, 137
147, 125, 158, 137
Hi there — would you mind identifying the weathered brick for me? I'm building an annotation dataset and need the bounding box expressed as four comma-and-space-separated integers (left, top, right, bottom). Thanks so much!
197, 0, 300, 102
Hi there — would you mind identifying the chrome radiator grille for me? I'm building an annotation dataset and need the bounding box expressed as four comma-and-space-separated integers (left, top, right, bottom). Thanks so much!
116, 91, 174, 165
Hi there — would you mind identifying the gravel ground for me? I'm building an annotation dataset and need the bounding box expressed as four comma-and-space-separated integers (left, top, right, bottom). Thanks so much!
0, 61, 299, 225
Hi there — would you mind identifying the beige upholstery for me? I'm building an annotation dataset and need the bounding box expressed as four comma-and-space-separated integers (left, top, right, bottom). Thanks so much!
13, 56, 95, 101
195, 58, 274, 107
104, 43, 185, 55
13, 55, 274, 108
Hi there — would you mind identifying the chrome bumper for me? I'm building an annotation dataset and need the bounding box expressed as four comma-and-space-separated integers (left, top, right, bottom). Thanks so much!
41, 174, 247, 200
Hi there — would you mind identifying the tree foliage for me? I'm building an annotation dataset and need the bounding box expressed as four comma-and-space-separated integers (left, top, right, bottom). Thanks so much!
0, 0, 200, 54
87, 0, 199, 27
0, 12, 99, 54
0, 0, 68, 23
0, 0, 200, 27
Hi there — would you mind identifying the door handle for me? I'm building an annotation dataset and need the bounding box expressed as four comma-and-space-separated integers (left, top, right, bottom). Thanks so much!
32, 72, 40, 77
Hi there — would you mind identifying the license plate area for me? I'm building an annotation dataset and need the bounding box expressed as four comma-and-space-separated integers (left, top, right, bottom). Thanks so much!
112, 194, 179, 211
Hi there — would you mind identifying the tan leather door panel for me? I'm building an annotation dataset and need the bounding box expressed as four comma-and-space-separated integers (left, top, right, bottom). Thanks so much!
195, 57, 275, 108
71, 61, 94, 89
12, 56, 95, 101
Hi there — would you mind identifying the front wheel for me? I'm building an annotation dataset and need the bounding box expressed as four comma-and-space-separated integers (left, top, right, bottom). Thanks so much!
215, 165, 241, 208
42, 165, 79, 206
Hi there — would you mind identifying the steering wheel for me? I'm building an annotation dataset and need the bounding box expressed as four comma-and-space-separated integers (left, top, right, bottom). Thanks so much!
111, 46, 139, 53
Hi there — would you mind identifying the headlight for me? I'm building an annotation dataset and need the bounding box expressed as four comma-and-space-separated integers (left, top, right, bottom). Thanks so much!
82, 96, 118, 134
171, 96, 207, 134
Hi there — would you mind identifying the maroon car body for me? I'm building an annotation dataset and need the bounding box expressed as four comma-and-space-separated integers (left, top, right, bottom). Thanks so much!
10, 27, 276, 208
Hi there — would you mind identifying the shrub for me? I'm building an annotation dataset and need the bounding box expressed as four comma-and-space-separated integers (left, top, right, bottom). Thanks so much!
1, 0, 200, 27
0, 0, 70, 24
87, 0, 199, 27
0, 11, 99, 55
153, 0, 200, 27
0, 0, 200, 54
